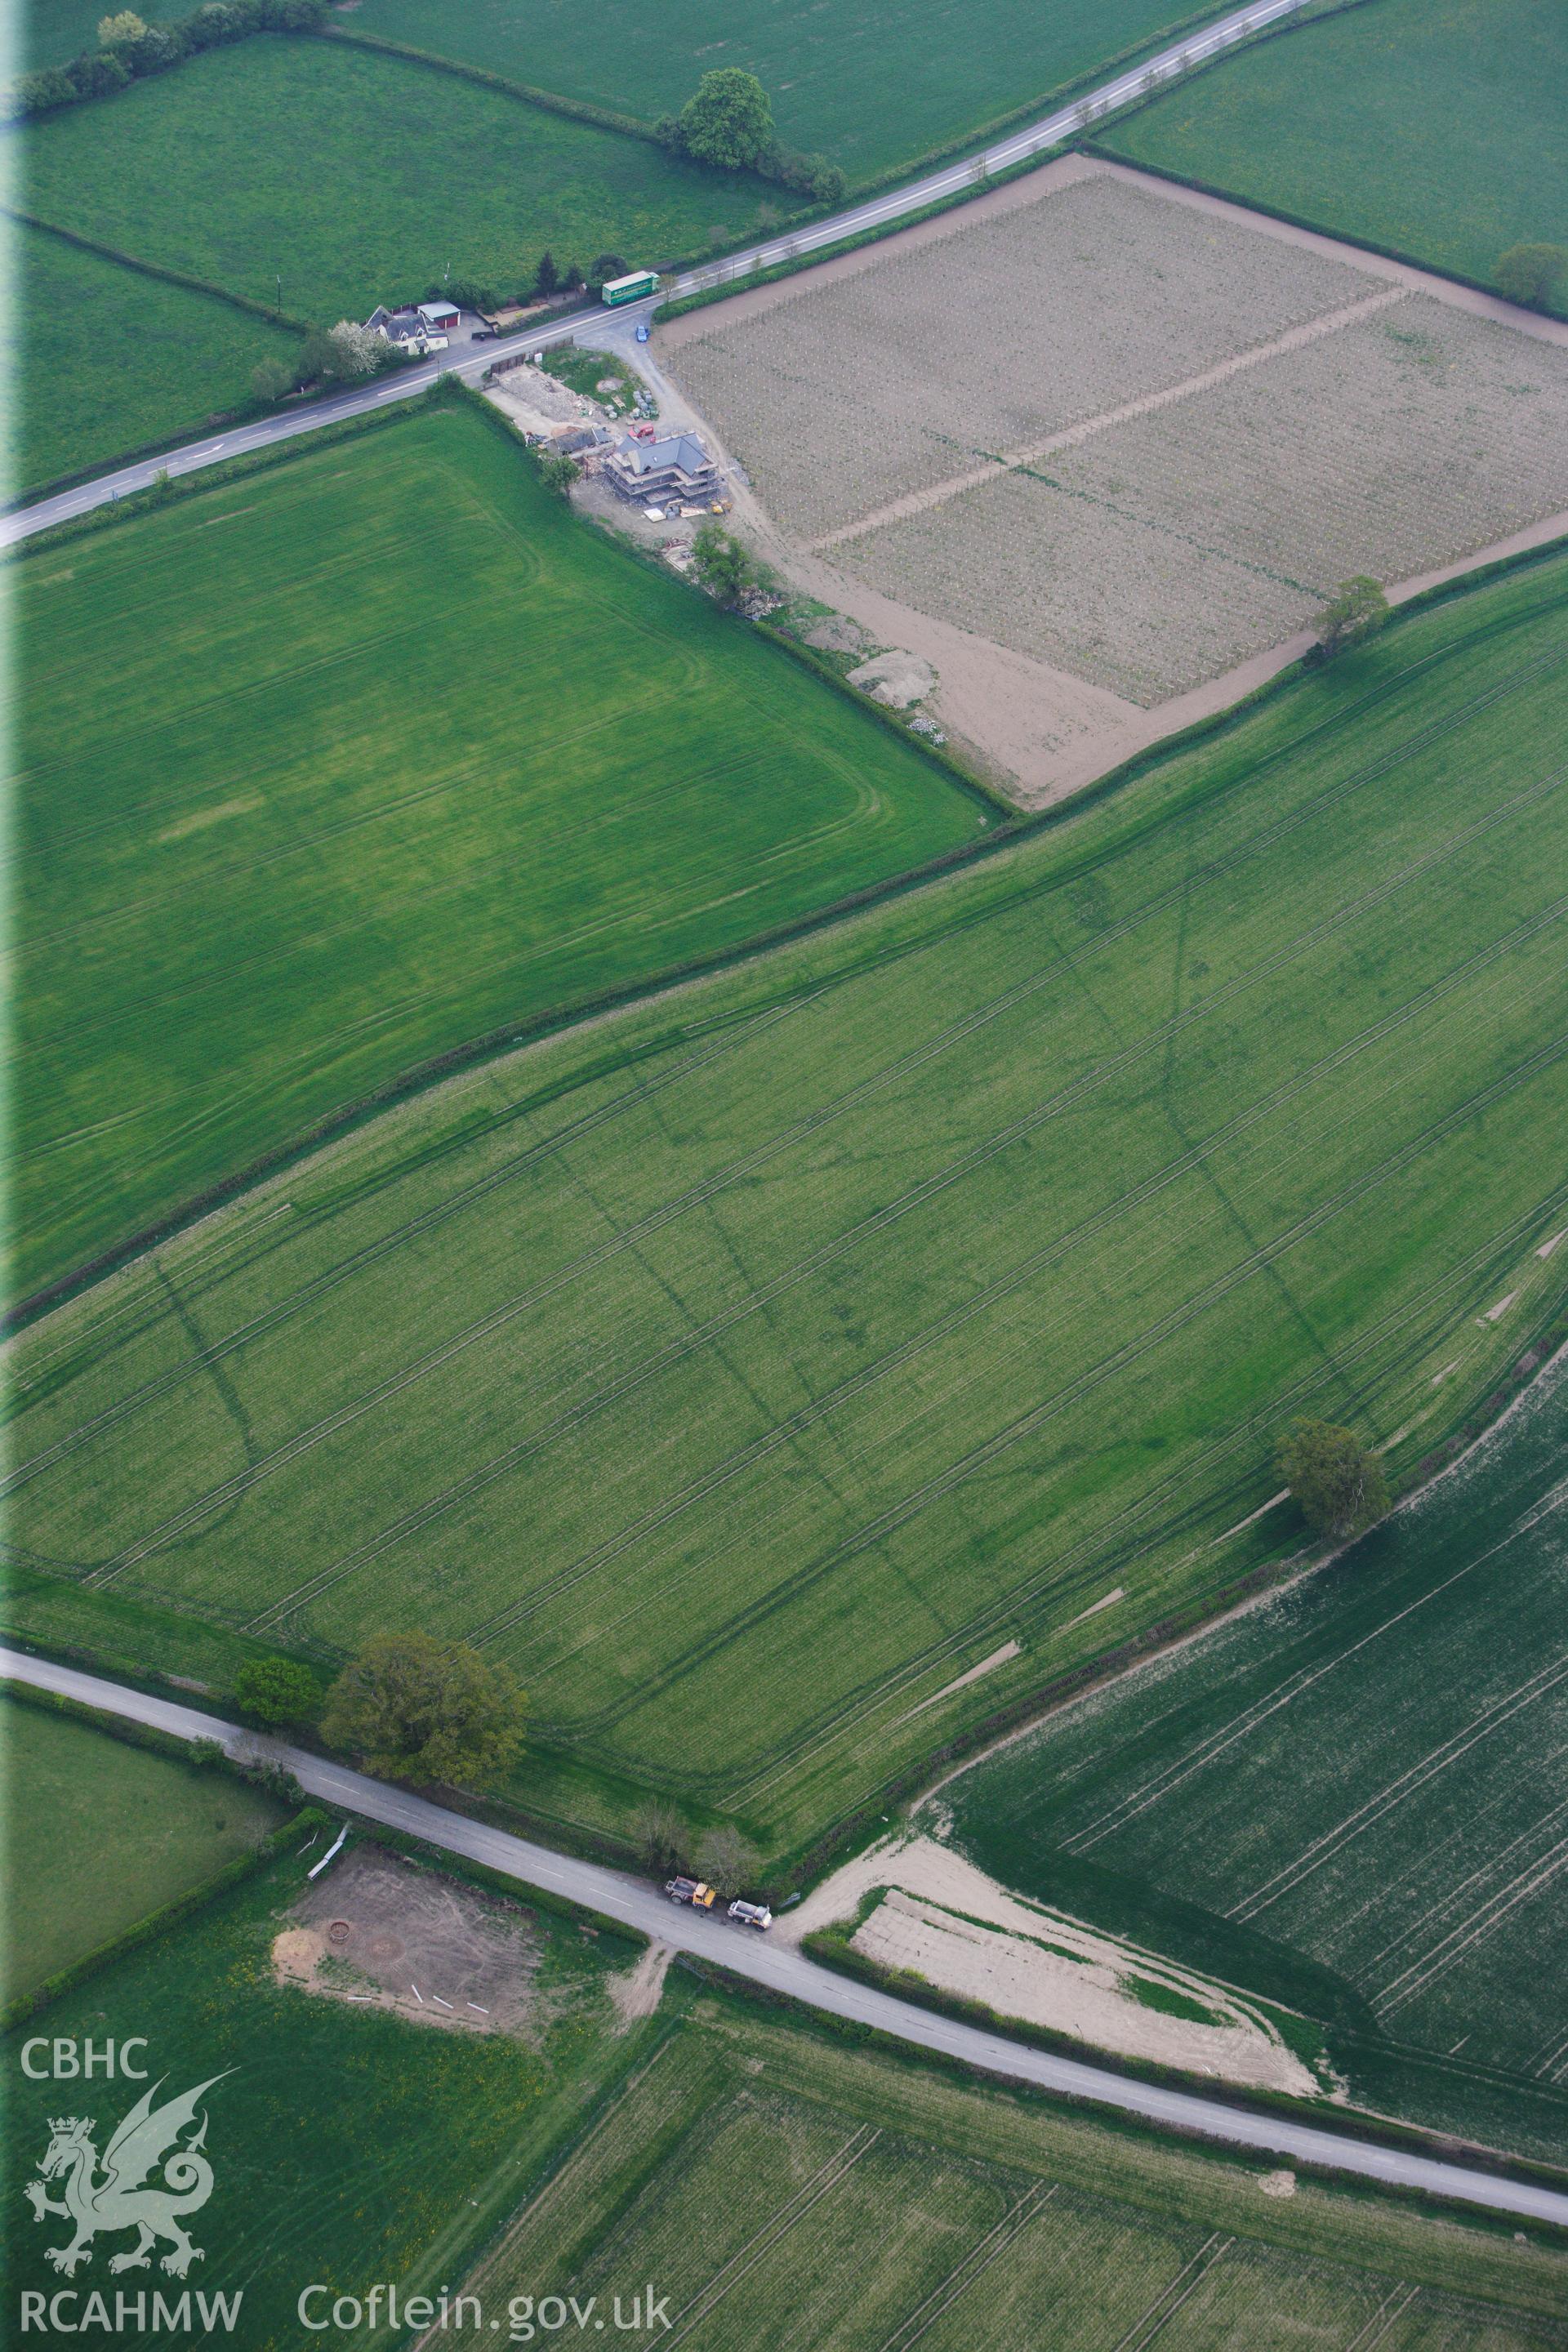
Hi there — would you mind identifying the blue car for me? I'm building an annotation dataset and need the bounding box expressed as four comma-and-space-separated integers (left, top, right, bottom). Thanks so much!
635, 323, 650, 343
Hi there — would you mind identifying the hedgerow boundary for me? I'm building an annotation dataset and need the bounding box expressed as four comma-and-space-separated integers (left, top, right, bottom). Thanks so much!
7, 376, 449, 565
0, 1676, 323, 2030
7, 212, 323, 509
4, 379, 1018, 1330
294, 0, 1365, 216
789, 1931, 1568, 2202
327, 0, 1240, 206
5, 201, 309, 327
8, 485, 1566, 1338
654, 139, 1080, 326
318, 24, 657, 144
16, 559, 1568, 1903
1081, 141, 1530, 312
768, 1281, 1568, 1901
12, 42, 831, 343
649, 4, 1450, 334
835, 0, 1252, 204
0, 1667, 647, 1962
674, 1954, 1568, 2231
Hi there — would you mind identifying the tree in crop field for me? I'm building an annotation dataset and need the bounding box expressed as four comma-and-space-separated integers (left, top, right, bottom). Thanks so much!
676, 69, 775, 172
690, 520, 768, 607
1312, 575, 1388, 660
635, 1796, 685, 1871
97, 11, 148, 41
234, 1655, 322, 1727
323, 1633, 526, 1786
535, 249, 561, 298
1494, 242, 1567, 310
1277, 1418, 1389, 1541
697, 1825, 759, 1895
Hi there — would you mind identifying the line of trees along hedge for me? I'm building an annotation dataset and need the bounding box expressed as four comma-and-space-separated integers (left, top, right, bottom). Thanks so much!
653, 69, 847, 206
7, 0, 329, 122
1, 1809, 325, 2029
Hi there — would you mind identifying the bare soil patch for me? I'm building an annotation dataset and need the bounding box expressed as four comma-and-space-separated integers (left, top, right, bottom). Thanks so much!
667, 170, 1370, 546
657, 154, 1568, 799
486, 362, 605, 436
845, 649, 935, 708
608, 1940, 673, 2030
783, 1833, 1318, 2098
274, 1843, 544, 2036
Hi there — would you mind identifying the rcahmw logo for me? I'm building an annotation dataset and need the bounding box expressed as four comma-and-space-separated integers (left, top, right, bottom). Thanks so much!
20, 2064, 243, 2335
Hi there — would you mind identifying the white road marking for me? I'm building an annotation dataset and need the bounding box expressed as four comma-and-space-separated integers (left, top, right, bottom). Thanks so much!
7, 1642, 1568, 2227
4, 0, 1309, 546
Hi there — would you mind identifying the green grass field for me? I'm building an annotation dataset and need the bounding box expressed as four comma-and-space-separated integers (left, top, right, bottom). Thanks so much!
341, 0, 1236, 183
3, 1838, 646, 2348
17, 37, 783, 325
461, 1991, 1568, 2348
10, 544, 1568, 1864
15, 220, 301, 497
10, 1842, 1564, 2348
1102, 0, 1568, 315
0, 1693, 283, 2002
947, 1349, 1568, 2168
11, 394, 984, 1298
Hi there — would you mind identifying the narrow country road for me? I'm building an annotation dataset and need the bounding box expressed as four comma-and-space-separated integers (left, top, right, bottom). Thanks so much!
7, 1645, 1568, 2232
2, 0, 1310, 546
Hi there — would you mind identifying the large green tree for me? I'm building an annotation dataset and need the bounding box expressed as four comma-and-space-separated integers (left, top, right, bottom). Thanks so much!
234, 1655, 323, 1728
1277, 1418, 1389, 1541
1494, 242, 1567, 310
676, 69, 775, 172
1312, 575, 1388, 660
323, 1633, 526, 1786
690, 520, 772, 608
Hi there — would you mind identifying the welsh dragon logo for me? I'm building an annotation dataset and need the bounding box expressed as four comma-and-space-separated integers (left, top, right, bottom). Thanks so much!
24, 2074, 230, 2278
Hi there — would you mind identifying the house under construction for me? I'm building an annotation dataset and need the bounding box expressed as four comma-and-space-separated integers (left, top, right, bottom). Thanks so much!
601, 430, 722, 506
